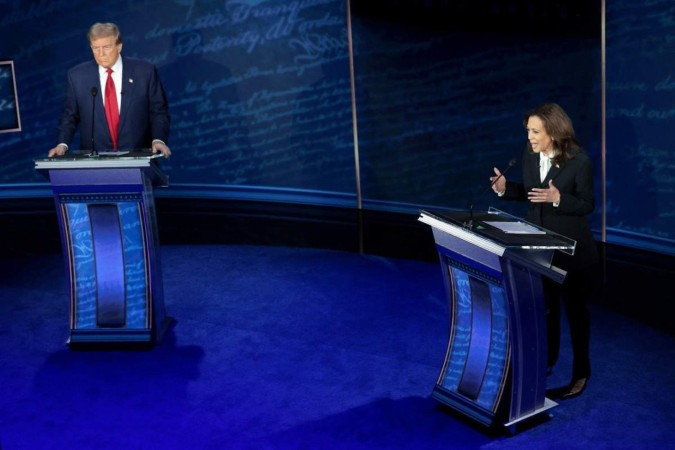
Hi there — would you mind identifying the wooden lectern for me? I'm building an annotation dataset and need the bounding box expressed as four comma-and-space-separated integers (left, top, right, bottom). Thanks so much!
419, 208, 575, 431
35, 152, 172, 346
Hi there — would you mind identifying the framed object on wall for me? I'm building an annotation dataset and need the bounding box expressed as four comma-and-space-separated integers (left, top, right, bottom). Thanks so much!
0, 60, 21, 133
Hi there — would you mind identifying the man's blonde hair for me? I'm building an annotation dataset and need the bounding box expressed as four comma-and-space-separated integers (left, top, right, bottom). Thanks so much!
88, 22, 122, 44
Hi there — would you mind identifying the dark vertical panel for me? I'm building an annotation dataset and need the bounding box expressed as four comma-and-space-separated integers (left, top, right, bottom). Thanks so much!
605, 0, 675, 254
457, 276, 492, 400
350, 1, 601, 218
89, 203, 126, 327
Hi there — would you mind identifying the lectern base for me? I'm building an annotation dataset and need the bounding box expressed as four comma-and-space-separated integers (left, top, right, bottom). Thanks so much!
432, 385, 557, 433
503, 397, 557, 430
68, 329, 151, 344
67, 316, 175, 347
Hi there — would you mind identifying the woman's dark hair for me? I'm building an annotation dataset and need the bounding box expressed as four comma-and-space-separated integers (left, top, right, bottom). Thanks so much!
523, 103, 581, 166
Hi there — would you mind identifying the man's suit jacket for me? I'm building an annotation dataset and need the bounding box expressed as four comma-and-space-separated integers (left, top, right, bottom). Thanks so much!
502, 148, 599, 271
57, 57, 170, 151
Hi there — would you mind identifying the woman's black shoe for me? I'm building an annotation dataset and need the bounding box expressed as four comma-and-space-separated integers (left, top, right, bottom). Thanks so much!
560, 377, 589, 400
546, 377, 589, 400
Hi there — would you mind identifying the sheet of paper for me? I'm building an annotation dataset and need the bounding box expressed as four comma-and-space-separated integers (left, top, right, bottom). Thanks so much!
98, 151, 130, 156
483, 221, 546, 234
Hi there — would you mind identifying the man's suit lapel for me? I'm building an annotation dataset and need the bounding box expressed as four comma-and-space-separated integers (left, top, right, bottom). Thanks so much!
118, 57, 134, 137
87, 63, 110, 144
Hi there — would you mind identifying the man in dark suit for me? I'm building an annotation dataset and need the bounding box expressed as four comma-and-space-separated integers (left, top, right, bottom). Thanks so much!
48, 22, 170, 157
490, 103, 598, 400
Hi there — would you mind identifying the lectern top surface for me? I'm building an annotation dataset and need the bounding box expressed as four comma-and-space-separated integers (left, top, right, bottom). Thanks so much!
37, 148, 161, 159
34, 149, 164, 170
419, 208, 576, 255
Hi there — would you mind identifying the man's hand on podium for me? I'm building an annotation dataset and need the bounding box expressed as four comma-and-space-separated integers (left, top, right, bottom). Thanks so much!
151, 140, 171, 158
48, 144, 68, 158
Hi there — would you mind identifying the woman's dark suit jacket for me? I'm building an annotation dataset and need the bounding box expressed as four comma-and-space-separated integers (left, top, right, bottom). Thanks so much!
502, 149, 599, 272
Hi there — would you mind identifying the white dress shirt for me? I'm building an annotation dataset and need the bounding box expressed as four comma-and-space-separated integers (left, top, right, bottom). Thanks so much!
99, 57, 123, 113
539, 152, 552, 182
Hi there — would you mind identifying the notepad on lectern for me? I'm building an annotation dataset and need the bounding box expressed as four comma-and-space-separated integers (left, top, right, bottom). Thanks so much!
483, 221, 546, 235
98, 151, 130, 156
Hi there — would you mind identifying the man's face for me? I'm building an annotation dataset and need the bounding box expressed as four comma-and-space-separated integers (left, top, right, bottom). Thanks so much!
90, 36, 122, 68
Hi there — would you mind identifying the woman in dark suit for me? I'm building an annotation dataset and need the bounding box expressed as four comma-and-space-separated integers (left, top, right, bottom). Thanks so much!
490, 103, 598, 399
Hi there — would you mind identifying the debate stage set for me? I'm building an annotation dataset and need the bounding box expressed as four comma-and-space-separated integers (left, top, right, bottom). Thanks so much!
418, 209, 575, 431
3, 0, 675, 448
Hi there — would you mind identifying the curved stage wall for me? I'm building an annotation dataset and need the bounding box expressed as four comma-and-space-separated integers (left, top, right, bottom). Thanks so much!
0, 0, 674, 257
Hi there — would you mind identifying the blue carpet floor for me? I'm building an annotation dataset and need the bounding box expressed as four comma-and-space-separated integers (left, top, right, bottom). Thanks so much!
1, 244, 674, 449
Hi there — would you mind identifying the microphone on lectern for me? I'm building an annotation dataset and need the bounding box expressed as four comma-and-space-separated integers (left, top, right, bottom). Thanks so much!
464, 158, 518, 229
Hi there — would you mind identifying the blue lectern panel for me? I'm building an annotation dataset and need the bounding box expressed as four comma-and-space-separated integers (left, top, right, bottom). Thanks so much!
118, 202, 149, 329
438, 261, 509, 413
65, 203, 97, 329
64, 197, 149, 331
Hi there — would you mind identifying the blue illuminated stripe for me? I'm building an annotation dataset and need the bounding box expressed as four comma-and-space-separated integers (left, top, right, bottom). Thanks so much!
118, 201, 148, 328
441, 269, 471, 392
65, 203, 97, 329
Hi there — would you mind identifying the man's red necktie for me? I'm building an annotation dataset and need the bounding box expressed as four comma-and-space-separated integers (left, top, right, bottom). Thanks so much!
104, 68, 119, 150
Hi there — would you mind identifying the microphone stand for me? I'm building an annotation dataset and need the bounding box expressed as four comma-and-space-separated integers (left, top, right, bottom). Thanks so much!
464, 158, 517, 229
89, 87, 98, 157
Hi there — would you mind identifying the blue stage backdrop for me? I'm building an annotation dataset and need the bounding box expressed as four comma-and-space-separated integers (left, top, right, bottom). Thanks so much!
350, 1, 601, 221
0, 0, 356, 202
605, 0, 675, 255
0, 0, 673, 256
